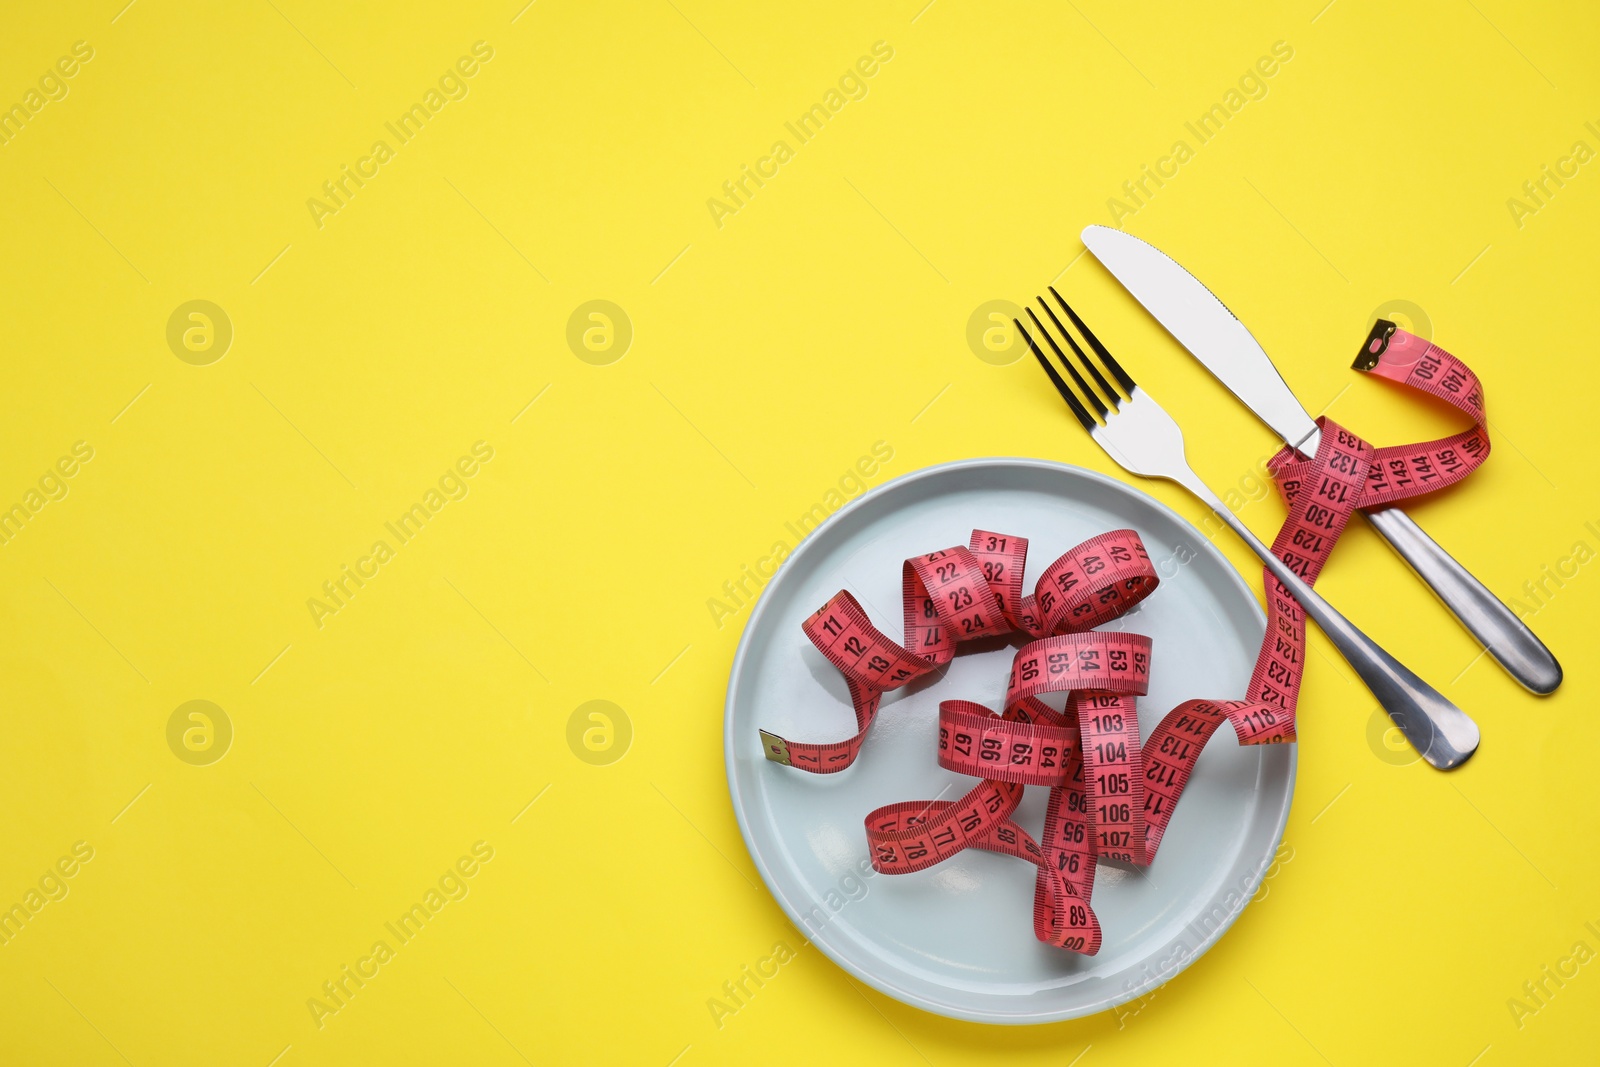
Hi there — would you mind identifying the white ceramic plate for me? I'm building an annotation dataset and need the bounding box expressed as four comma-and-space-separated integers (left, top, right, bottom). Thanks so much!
723, 458, 1295, 1023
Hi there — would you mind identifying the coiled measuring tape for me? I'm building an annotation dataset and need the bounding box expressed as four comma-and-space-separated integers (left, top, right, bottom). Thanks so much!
760, 324, 1489, 953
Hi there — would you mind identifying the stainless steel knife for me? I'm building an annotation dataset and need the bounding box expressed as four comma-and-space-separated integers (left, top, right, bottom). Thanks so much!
1082, 224, 1561, 695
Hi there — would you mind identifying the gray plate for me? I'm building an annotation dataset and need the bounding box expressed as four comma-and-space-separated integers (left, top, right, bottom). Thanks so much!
723, 458, 1295, 1024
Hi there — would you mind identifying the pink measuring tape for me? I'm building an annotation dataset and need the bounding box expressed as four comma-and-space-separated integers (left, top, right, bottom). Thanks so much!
760, 324, 1489, 953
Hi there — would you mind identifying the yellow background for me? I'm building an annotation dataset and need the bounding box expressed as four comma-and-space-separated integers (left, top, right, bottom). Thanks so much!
2, 0, 1596, 1063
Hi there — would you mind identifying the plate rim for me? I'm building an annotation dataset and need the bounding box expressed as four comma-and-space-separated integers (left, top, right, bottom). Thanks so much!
722, 456, 1297, 1024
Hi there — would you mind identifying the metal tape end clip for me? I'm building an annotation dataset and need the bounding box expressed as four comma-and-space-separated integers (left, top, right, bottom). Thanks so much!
759, 730, 792, 766
1353, 319, 1398, 371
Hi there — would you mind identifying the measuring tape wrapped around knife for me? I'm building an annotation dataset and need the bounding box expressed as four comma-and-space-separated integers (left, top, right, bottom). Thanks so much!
759, 322, 1489, 953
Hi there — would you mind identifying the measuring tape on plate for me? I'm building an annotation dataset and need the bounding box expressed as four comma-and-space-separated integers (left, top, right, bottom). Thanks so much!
760, 323, 1490, 954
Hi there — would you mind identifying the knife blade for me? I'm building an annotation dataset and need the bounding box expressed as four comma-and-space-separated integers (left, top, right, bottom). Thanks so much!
1081, 224, 1562, 695
1081, 226, 1323, 453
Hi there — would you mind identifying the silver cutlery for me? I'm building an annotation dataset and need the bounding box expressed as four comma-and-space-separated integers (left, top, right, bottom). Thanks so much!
1015, 288, 1480, 770
1081, 225, 1561, 695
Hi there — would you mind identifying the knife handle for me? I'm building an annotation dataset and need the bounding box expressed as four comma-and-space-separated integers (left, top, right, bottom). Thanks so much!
1363, 506, 1562, 694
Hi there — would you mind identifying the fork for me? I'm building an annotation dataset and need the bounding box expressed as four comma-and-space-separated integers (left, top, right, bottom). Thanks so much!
1015, 287, 1480, 771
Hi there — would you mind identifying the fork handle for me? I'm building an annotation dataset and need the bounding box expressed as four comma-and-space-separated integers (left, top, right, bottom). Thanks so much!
1182, 477, 1481, 770
1363, 506, 1561, 694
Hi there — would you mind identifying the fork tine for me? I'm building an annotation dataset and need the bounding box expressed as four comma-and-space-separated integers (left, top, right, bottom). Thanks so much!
1015, 318, 1095, 431
1050, 287, 1137, 394
1025, 307, 1108, 419
1037, 297, 1120, 406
